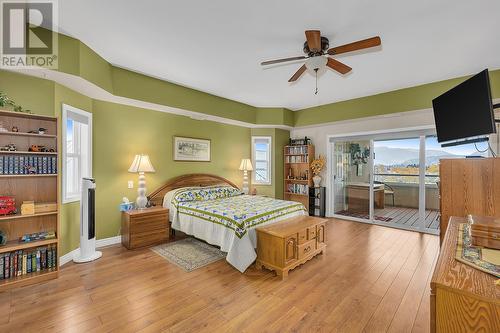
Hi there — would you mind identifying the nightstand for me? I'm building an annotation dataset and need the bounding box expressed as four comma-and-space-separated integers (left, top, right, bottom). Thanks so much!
121, 207, 169, 249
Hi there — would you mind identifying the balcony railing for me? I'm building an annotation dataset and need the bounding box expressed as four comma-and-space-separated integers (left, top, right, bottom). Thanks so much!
374, 173, 439, 185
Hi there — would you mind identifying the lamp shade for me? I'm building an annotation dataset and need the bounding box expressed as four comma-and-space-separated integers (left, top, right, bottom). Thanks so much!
239, 158, 253, 171
128, 154, 155, 173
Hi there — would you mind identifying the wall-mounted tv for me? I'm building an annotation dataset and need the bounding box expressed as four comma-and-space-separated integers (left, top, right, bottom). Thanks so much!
432, 69, 496, 144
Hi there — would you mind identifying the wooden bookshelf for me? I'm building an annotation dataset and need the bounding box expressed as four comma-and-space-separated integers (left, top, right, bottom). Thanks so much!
284, 144, 314, 210
0, 109, 59, 290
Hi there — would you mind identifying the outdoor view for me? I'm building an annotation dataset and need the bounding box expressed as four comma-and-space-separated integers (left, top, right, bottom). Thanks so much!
374, 136, 489, 184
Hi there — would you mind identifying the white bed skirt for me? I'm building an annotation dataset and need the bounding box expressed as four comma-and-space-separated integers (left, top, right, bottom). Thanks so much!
170, 209, 306, 272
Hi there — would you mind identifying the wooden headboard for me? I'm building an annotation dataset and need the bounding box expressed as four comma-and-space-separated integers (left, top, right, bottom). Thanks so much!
148, 173, 239, 207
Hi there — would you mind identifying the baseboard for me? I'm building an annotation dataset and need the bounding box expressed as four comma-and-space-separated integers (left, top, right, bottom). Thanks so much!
59, 235, 122, 267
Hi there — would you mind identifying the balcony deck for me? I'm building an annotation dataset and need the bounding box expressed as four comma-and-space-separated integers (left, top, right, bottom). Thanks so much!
335, 207, 440, 231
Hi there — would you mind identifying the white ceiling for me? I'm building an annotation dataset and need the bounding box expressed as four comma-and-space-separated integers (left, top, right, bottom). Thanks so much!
58, 0, 500, 111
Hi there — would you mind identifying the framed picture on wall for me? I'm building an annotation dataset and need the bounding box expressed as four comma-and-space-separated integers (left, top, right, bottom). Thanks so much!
173, 136, 211, 162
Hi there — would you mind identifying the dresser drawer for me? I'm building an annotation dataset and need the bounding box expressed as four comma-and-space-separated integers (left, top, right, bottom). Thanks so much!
130, 214, 167, 233
130, 229, 168, 248
298, 240, 316, 260
298, 229, 308, 244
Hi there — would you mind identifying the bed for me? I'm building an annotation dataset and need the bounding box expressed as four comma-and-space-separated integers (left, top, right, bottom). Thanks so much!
148, 174, 307, 272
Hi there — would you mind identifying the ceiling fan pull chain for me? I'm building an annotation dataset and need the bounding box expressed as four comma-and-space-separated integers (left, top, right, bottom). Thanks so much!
315, 68, 319, 95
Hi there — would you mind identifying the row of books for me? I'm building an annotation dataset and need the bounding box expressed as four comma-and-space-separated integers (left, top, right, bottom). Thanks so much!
286, 155, 309, 163
0, 245, 57, 280
0, 155, 57, 175
286, 184, 309, 195
286, 146, 309, 155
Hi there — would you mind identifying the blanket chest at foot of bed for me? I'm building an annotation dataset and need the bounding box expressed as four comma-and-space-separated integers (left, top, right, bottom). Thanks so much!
255, 216, 327, 280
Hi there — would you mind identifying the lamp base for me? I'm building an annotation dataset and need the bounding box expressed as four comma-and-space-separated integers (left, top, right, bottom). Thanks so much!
136, 172, 148, 209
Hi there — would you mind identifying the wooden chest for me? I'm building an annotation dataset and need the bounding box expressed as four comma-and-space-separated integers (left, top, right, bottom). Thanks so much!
256, 216, 326, 279
121, 207, 169, 249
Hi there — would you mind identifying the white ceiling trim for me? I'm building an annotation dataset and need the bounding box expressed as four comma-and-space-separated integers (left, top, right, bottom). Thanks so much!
5, 67, 292, 130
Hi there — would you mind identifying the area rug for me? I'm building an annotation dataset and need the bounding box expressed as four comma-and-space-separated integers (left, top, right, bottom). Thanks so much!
336, 210, 393, 222
151, 238, 226, 272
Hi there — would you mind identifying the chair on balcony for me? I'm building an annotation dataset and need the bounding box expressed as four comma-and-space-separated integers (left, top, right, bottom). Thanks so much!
374, 181, 395, 206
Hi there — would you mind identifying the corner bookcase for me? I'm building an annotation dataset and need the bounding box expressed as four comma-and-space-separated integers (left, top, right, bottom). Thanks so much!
0, 110, 59, 290
284, 144, 314, 211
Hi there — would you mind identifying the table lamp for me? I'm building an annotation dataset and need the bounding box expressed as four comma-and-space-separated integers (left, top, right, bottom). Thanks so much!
239, 158, 253, 194
128, 154, 155, 209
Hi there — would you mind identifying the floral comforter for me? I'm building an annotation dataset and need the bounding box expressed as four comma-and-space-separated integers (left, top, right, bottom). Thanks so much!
175, 194, 306, 238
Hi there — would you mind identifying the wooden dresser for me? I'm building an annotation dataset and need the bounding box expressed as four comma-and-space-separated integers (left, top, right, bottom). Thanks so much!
256, 216, 326, 279
430, 217, 500, 332
121, 207, 169, 249
439, 158, 500, 244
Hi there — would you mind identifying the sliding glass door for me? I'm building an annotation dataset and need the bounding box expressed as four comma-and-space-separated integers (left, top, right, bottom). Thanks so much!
330, 129, 441, 235
332, 139, 372, 223
372, 137, 422, 230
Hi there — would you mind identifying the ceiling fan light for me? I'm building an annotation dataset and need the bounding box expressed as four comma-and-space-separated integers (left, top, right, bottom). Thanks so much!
305, 56, 327, 71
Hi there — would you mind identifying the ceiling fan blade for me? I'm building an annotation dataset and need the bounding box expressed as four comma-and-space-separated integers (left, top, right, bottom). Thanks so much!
288, 65, 307, 82
305, 30, 321, 52
327, 36, 381, 55
326, 58, 352, 75
260, 56, 307, 66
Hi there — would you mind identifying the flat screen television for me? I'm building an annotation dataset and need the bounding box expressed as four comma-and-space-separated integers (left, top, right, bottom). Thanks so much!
432, 69, 496, 143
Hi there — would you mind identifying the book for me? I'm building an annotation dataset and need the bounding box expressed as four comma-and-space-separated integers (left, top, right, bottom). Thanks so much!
13, 252, 17, 277
36, 249, 41, 272
17, 251, 22, 276
0, 254, 3, 279
27, 252, 32, 273
4, 255, 9, 279
22, 253, 27, 275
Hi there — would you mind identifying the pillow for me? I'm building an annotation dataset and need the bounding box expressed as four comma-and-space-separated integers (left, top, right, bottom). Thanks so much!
171, 185, 242, 207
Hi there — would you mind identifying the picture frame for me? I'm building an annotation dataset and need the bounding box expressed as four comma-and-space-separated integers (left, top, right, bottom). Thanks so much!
173, 136, 211, 162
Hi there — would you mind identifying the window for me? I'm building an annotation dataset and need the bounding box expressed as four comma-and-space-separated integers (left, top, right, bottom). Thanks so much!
252, 136, 271, 185
62, 104, 92, 203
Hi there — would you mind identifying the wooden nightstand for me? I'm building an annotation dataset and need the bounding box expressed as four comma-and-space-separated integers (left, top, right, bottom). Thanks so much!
121, 207, 169, 249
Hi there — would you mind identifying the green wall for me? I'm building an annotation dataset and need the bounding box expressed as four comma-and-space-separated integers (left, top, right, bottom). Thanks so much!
92, 101, 250, 243
0, 70, 252, 256
294, 69, 500, 126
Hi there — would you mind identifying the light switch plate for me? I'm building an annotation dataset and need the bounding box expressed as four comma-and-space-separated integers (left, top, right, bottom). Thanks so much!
128, 180, 134, 189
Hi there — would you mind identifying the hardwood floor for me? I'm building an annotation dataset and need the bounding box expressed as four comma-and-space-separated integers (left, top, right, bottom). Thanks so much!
0, 219, 439, 332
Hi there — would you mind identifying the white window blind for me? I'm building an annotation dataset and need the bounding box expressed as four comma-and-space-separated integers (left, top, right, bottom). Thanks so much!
62, 104, 92, 203
252, 136, 272, 185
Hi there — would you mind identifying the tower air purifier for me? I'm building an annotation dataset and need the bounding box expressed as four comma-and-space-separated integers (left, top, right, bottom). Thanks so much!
73, 178, 102, 263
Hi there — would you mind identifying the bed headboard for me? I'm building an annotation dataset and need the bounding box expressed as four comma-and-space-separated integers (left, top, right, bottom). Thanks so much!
147, 173, 239, 207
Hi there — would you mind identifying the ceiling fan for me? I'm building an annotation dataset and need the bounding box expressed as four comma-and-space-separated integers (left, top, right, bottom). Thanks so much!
261, 30, 381, 84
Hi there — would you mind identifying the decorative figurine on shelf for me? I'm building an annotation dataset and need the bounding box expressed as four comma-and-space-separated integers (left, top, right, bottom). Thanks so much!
0, 143, 17, 151
251, 188, 257, 196
310, 155, 326, 188
25, 165, 37, 174
11, 126, 18, 132
0, 196, 17, 216
28, 127, 47, 135
29, 145, 55, 152
0, 230, 6, 245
